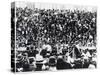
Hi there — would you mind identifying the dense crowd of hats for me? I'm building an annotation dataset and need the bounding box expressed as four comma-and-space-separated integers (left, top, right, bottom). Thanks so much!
11, 7, 97, 72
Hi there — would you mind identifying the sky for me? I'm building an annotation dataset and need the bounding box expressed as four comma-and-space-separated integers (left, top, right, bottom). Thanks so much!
15, 1, 97, 12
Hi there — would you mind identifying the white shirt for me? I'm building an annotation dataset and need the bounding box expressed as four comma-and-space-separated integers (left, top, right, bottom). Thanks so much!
35, 54, 43, 61
42, 44, 52, 52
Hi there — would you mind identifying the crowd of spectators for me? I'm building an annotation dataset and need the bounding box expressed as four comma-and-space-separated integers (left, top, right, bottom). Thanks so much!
14, 7, 97, 72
